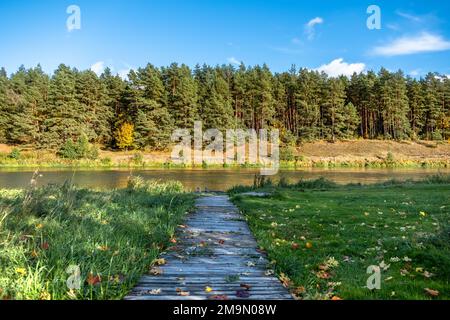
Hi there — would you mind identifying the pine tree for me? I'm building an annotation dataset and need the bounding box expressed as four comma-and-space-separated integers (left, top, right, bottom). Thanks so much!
7, 65, 49, 145
407, 77, 425, 139
124, 64, 173, 150
322, 77, 347, 141
296, 69, 322, 140
194, 65, 234, 130
76, 70, 111, 144
42, 64, 84, 148
0, 67, 10, 143
162, 63, 198, 128
422, 73, 442, 140
340, 102, 360, 139
100, 67, 126, 147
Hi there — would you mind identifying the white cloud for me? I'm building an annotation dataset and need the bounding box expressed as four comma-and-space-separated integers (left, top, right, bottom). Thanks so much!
315, 58, 366, 77
291, 37, 302, 45
307, 17, 324, 28
396, 11, 422, 23
227, 57, 240, 65
90, 61, 105, 76
409, 69, 421, 76
373, 32, 450, 56
305, 17, 324, 40
118, 68, 131, 80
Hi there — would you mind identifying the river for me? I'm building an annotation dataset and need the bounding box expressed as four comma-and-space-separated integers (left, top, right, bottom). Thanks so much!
0, 168, 448, 191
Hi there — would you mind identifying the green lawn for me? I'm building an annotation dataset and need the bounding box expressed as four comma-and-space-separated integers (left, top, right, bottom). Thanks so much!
0, 177, 195, 300
230, 177, 450, 300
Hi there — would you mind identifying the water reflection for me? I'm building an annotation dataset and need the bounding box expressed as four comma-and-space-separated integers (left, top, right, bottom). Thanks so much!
0, 168, 448, 191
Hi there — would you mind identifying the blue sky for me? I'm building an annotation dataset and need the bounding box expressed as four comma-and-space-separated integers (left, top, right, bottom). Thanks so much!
1, 0, 449, 78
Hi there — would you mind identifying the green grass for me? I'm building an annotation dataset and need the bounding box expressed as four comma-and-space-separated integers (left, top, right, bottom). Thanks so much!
0, 151, 447, 169
0, 176, 195, 300
230, 176, 450, 300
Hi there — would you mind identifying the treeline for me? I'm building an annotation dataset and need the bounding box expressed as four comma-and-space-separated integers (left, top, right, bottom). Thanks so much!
0, 63, 448, 152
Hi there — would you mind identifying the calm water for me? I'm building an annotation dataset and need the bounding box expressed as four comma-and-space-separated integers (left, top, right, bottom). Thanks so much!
0, 168, 448, 191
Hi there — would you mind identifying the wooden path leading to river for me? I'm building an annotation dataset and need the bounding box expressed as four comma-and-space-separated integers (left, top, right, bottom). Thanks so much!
125, 194, 293, 300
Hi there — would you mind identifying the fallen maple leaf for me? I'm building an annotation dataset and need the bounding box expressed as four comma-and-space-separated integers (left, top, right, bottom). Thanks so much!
265, 269, 275, 276
149, 289, 161, 295
205, 286, 213, 293
149, 267, 163, 276
291, 243, 299, 250
331, 296, 343, 301
424, 288, 439, 297
305, 242, 313, 249
41, 242, 49, 250
279, 273, 293, 288
218, 239, 225, 245
86, 273, 101, 286
152, 258, 166, 266
292, 286, 305, 295
170, 238, 177, 244
176, 288, 190, 296
316, 271, 331, 279
423, 271, 435, 278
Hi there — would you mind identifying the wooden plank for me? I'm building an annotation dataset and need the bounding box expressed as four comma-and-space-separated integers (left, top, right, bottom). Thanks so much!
125, 194, 292, 300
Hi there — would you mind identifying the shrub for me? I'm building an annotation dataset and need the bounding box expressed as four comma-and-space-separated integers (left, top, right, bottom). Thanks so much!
280, 146, 295, 162
8, 148, 21, 160
58, 139, 80, 160
132, 153, 144, 166
100, 157, 112, 166
58, 134, 99, 160
385, 151, 395, 167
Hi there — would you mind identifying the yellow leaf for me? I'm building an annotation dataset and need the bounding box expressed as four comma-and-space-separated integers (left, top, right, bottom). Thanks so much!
153, 258, 166, 266
15, 268, 27, 276
205, 286, 213, 293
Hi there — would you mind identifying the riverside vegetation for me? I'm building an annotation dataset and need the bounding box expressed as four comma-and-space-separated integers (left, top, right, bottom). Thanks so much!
0, 175, 195, 300
0, 140, 448, 169
229, 175, 450, 300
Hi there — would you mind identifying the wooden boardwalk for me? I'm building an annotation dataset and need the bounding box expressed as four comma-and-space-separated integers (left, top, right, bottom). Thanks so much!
125, 194, 293, 300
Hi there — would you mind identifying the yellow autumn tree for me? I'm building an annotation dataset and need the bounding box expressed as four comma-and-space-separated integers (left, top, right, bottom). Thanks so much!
116, 122, 134, 150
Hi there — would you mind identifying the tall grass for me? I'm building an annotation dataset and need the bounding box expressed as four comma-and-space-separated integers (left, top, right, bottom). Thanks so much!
0, 175, 194, 300
228, 174, 450, 194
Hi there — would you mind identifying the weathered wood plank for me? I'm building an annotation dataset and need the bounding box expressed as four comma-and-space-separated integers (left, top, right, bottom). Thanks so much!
125, 194, 292, 300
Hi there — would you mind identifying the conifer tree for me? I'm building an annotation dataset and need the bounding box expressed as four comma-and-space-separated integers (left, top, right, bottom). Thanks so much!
42, 64, 84, 148
0, 68, 10, 143
162, 63, 198, 128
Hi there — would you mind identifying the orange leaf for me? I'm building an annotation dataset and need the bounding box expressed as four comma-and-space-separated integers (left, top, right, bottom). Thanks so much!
86, 273, 101, 286
305, 242, 313, 249
331, 296, 343, 301
424, 288, 439, 297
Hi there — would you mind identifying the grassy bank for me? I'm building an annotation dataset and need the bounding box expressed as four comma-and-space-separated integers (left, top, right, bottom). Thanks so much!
0, 177, 195, 300
229, 176, 450, 300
